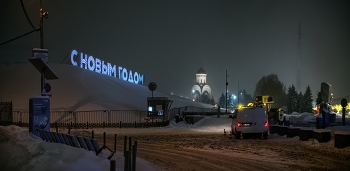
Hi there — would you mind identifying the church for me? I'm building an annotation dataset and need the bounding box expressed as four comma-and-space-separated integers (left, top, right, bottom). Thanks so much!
191, 67, 212, 104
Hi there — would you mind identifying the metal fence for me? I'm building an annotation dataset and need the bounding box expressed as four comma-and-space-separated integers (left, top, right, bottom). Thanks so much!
9, 105, 219, 128
0, 100, 12, 125
11, 110, 151, 128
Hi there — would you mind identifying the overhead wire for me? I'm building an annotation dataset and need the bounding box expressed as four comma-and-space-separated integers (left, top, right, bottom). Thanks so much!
0, 29, 38, 46
61, 52, 71, 64
20, 0, 37, 30
0, 0, 40, 46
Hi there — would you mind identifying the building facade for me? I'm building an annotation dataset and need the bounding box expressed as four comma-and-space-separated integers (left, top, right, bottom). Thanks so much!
191, 67, 212, 103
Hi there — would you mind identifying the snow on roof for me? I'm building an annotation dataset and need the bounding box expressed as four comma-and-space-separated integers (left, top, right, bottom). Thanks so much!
0, 63, 214, 111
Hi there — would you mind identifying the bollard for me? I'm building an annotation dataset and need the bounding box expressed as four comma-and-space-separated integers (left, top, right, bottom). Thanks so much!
124, 151, 130, 171
55, 122, 58, 133
110, 160, 116, 171
132, 141, 137, 171
129, 137, 132, 152
103, 122, 105, 129
103, 132, 106, 147
68, 126, 71, 134
134, 121, 137, 128
124, 136, 127, 157
87, 122, 89, 129
114, 134, 117, 152
120, 121, 122, 128
92, 130, 94, 139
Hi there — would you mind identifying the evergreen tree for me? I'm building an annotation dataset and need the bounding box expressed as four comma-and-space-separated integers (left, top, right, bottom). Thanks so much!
210, 95, 216, 105
218, 93, 225, 108
316, 91, 323, 105
296, 91, 303, 113
227, 94, 233, 110
286, 85, 298, 114
254, 74, 287, 107
302, 85, 313, 113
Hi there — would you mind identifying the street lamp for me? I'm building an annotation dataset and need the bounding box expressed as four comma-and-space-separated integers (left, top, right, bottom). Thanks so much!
239, 92, 243, 105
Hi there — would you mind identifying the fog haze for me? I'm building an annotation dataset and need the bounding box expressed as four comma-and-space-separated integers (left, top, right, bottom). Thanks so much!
1, 0, 350, 101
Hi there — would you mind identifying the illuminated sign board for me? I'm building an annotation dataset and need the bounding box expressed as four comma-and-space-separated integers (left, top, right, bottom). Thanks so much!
70, 49, 144, 85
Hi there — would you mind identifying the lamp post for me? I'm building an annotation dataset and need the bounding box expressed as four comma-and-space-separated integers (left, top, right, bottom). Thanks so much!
39, 0, 48, 94
237, 83, 239, 105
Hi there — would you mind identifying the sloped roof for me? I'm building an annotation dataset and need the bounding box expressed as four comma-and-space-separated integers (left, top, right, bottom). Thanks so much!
196, 67, 206, 74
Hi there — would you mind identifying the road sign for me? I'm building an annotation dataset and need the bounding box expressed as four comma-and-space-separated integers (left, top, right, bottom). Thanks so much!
341, 98, 348, 108
148, 82, 157, 91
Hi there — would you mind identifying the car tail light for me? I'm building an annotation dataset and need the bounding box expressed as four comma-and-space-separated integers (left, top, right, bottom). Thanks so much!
237, 122, 242, 127
264, 121, 268, 127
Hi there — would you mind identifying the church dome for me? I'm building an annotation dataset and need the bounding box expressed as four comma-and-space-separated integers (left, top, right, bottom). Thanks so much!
196, 67, 206, 74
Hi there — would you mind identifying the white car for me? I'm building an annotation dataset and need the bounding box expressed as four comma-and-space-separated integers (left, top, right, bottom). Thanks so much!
230, 106, 269, 139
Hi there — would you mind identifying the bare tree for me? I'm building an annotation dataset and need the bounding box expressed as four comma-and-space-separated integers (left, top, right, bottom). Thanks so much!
254, 74, 287, 107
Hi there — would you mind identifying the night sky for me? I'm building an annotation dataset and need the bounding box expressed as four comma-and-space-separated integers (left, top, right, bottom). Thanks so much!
1, 0, 350, 101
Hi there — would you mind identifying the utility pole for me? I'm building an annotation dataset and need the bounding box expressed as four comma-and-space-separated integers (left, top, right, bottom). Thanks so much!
225, 70, 228, 113
297, 22, 301, 92
237, 83, 239, 105
39, 0, 48, 49
39, 0, 48, 94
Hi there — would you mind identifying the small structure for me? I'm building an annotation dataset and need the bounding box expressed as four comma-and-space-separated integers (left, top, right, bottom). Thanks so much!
287, 127, 300, 138
147, 97, 172, 122
278, 126, 288, 136
299, 128, 314, 141
313, 129, 331, 143
334, 131, 350, 148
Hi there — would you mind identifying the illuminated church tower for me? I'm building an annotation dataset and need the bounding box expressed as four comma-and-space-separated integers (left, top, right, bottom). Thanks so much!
191, 67, 212, 103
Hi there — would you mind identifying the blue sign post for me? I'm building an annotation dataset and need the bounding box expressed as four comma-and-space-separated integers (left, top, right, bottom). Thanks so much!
29, 96, 50, 138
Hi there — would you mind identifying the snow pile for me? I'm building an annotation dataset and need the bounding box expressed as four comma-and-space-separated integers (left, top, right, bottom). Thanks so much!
0, 125, 110, 171
166, 114, 231, 133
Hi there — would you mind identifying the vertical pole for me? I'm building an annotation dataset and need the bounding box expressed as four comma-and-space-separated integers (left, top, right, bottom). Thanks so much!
114, 134, 117, 153
152, 91, 154, 123
132, 141, 137, 171
92, 130, 94, 139
103, 132, 106, 147
124, 151, 130, 171
128, 137, 132, 152
225, 70, 227, 113
342, 107, 345, 126
110, 160, 116, 171
55, 122, 58, 132
39, 0, 44, 49
41, 69, 45, 95
237, 83, 239, 105
123, 136, 127, 157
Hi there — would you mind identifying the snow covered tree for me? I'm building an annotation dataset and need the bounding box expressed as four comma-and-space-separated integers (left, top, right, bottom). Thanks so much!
227, 93, 233, 110
254, 74, 286, 107
218, 93, 225, 108
210, 95, 216, 105
302, 85, 313, 113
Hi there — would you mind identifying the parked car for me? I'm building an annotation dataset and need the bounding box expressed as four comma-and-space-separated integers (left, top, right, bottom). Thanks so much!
230, 106, 269, 139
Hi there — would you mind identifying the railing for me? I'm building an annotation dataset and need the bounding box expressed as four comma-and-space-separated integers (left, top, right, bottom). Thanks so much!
10, 106, 219, 128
